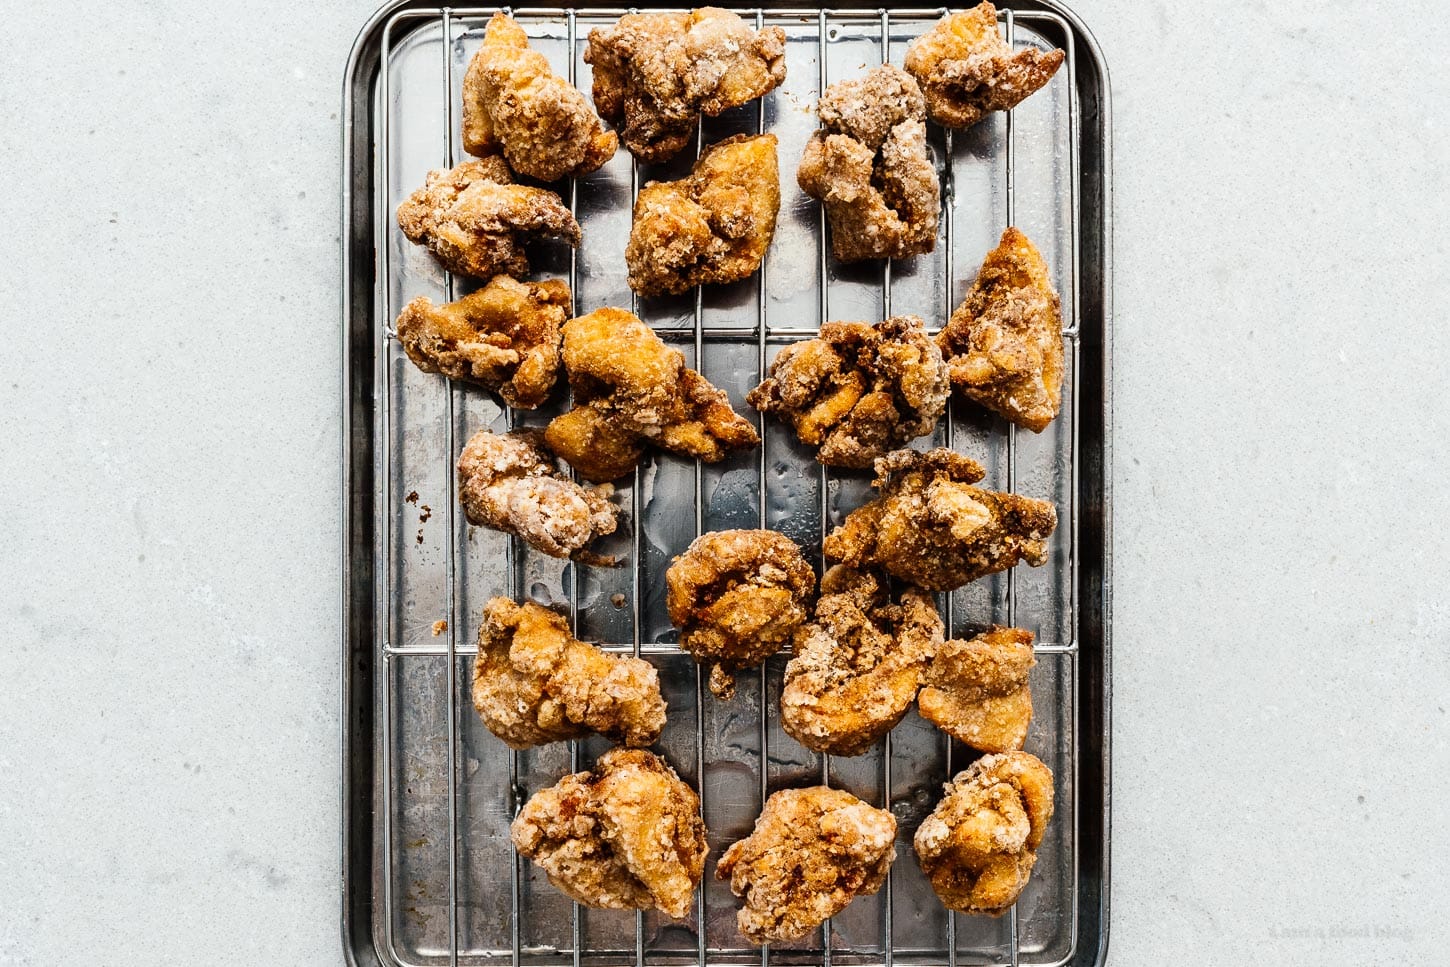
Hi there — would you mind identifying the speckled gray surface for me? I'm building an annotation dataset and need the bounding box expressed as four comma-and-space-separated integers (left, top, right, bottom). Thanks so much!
2, 0, 1448, 964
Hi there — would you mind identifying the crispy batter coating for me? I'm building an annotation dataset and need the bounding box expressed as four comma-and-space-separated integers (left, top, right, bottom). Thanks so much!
511, 747, 708, 918
914, 751, 1054, 916
545, 308, 759, 481
456, 428, 620, 565
585, 8, 786, 163
823, 448, 1056, 592
748, 315, 949, 468
918, 626, 1035, 754
780, 566, 943, 756
462, 13, 617, 181
797, 64, 939, 263
903, 2, 1065, 130
396, 158, 581, 280
626, 133, 780, 297
937, 227, 1063, 432
666, 529, 815, 699
395, 275, 568, 408
473, 598, 666, 749
717, 787, 896, 944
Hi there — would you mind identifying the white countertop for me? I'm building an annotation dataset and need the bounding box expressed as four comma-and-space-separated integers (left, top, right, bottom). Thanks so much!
3, 0, 1448, 963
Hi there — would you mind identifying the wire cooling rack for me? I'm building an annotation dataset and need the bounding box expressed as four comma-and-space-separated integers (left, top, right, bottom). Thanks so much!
342, 4, 1112, 965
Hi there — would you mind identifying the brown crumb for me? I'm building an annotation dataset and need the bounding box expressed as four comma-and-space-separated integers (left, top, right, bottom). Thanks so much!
611, 593, 627, 608
419, 505, 432, 523
415, 530, 424, 545
431, 619, 448, 637
406, 491, 419, 504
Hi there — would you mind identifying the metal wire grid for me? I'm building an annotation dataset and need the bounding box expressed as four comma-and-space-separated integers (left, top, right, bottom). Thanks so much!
372, 6, 1083, 966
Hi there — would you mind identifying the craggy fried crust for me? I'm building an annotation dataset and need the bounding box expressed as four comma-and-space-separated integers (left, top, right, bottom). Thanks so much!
456, 428, 620, 565
545, 308, 759, 481
903, 1, 1064, 130
462, 13, 617, 181
511, 747, 709, 918
396, 158, 581, 279
937, 227, 1063, 432
780, 566, 943, 756
585, 7, 786, 163
665, 529, 815, 699
914, 751, 1054, 916
747, 315, 949, 468
626, 133, 780, 297
918, 626, 1035, 754
797, 64, 939, 263
823, 448, 1057, 592
717, 786, 896, 944
395, 275, 568, 408
473, 598, 666, 748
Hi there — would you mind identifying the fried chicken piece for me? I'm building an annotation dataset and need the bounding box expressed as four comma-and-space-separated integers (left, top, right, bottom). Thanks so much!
395, 275, 568, 408
511, 747, 708, 918
780, 566, 943, 756
717, 787, 896, 944
396, 158, 581, 280
666, 529, 815, 699
462, 14, 617, 181
823, 448, 1056, 592
545, 308, 759, 481
585, 8, 786, 163
456, 428, 620, 565
903, 2, 1065, 130
474, 598, 665, 749
626, 133, 780, 297
914, 751, 1054, 916
937, 227, 1063, 431
748, 315, 949, 468
919, 627, 1035, 754
797, 64, 939, 263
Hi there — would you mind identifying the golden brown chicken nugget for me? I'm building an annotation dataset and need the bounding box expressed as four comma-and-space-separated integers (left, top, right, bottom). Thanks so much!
918, 626, 1035, 754
473, 598, 666, 749
666, 529, 815, 699
717, 787, 896, 944
626, 133, 780, 296
824, 448, 1056, 592
937, 227, 1063, 432
914, 751, 1054, 916
586, 7, 786, 163
462, 13, 617, 181
511, 747, 709, 918
903, 1, 1064, 130
395, 274, 568, 408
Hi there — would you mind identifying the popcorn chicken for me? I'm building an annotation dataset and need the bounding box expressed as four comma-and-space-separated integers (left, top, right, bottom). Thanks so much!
666, 529, 815, 699
462, 13, 617, 181
903, 1, 1064, 130
914, 751, 1054, 916
473, 598, 666, 749
586, 7, 786, 163
397, 158, 580, 279
918, 626, 1035, 754
748, 314, 949, 468
781, 566, 942, 756
797, 64, 939, 263
937, 227, 1063, 431
456, 428, 619, 565
717, 787, 896, 944
511, 747, 709, 918
545, 308, 759, 481
823, 448, 1056, 592
395, 274, 568, 408
626, 133, 779, 297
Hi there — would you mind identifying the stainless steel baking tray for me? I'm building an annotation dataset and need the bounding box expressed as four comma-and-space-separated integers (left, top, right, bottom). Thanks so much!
342, 3, 1111, 964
